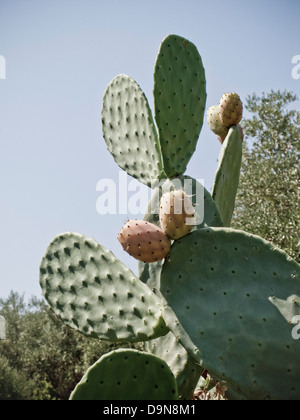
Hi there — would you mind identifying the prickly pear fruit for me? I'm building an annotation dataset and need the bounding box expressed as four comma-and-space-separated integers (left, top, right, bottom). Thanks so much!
219, 93, 243, 127
207, 105, 229, 142
118, 220, 171, 263
159, 190, 195, 240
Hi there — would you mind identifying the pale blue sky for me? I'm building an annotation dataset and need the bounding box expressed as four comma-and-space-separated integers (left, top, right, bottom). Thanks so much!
0, 0, 299, 299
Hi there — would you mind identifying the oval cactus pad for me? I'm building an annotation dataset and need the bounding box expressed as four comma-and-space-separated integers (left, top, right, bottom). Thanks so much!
161, 228, 300, 400
70, 348, 178, 400
154, 35, 206, 177
212, 126, 243, 226
102, 74, 164, 187
39, 232, 168, 342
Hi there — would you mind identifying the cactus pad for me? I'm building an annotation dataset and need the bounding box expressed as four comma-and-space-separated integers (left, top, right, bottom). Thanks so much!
39, 232, 168, 342
102, 74, 164, 186
70, 348, 178, 400
160, 228, 300, 400
212, 126, 242, 226
154, 35, 206, 177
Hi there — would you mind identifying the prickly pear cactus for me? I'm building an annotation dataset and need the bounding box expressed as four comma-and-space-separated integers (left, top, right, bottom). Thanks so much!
39, 33, 300, 401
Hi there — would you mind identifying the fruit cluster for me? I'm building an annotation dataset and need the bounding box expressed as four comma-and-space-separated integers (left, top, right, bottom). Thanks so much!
206, 93, 244, 143
118, 190, 195, 263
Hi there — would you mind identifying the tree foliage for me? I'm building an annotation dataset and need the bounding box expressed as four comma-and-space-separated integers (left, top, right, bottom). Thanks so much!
0, 291, 139, 400
232, 90, 300, 263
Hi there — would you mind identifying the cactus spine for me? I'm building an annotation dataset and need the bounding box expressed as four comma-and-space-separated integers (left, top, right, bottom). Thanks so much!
39, 34, 300, 400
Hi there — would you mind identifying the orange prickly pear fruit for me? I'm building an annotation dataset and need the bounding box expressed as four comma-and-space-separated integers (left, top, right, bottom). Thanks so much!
118, 220, 171, 263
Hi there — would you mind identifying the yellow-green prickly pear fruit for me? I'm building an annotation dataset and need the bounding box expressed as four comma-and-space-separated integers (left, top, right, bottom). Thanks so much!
206, 104, 229, 142
118, 220, 171, 263
159, 190, 195, 240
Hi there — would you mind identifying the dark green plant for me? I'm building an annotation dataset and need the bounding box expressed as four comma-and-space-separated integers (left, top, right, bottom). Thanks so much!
0, 292, 136, 400
0, 354, 35, 400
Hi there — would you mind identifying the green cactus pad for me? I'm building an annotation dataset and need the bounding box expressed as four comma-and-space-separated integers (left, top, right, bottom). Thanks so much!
154, 35, 206, 177
102, 74, 165, 186
212, 125, 242, 226
160, 228, 300, 400
144, 331, 202, 400
70, 348, 178, 400
39, 232, 168, 342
